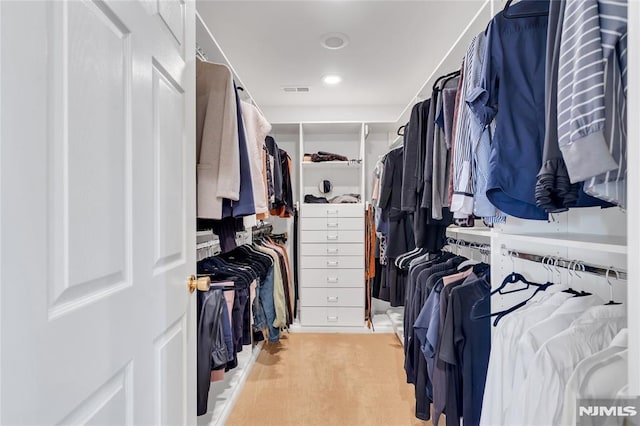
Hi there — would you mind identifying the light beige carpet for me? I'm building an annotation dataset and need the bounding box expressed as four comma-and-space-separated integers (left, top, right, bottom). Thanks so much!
226, 333, 432, 426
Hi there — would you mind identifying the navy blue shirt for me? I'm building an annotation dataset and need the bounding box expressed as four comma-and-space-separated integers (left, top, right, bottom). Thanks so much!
439, 272, 491, 426
467, 1, 550, 220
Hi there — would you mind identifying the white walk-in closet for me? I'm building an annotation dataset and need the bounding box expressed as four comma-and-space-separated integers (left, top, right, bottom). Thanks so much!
0, 1, 638, 425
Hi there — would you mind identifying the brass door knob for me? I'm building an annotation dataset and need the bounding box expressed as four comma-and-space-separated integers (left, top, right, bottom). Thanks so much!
188, 275, 211, 293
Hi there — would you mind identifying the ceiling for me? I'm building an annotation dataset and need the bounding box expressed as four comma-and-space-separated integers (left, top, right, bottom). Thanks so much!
196, 0, 486, 123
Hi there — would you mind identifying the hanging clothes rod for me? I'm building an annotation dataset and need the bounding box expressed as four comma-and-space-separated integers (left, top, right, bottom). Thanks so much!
252, 223, 273, 240
446, 236, 490, 251
445, 237, 491, 262
500, 244, 628, 280
195, 44, 208, 61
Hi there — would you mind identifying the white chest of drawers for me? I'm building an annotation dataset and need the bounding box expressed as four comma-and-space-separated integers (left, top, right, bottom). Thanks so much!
299, 204, 365, 327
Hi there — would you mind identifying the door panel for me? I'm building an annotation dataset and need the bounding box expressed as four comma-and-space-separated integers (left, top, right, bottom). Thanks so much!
152, 59, 186, 272
158, 0, 185, 51
57, 363, 134, 426
50, 0, 133, 319
0, 0, 196, 424
154, 316, 188, 426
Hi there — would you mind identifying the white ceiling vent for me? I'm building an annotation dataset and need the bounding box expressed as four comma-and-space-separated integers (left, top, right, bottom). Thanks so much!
282, 87, 310, 93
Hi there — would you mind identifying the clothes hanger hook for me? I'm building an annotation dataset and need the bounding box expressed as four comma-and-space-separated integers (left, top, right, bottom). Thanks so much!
468, 242, 476, 259
546, 256, 555, 282
566, 259, 575, 278
605, 266, 620, 287
572, 259, 582, 279
510, 250, 519, 270
541, 255, 550, 272
552, 257, 562, 277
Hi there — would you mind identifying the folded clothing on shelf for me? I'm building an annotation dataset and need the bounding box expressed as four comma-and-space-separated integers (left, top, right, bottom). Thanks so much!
328, 193, 361, 204
304, 194, 329, 204
304, 193, 361, 204
303, 151, 350, 162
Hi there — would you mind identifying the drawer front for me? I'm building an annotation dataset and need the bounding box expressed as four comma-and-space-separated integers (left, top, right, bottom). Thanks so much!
300, 243, 364, 257
300, 287, 364, 308
300, 268, 364, 288
300, 307, 364, 327
301, 255, 363, 270
301, 217, 364, 231
301, 204, 364, 218
300, 230, 363, 244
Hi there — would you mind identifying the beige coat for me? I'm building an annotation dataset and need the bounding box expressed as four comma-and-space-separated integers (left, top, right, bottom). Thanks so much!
241, 101, 271, 215
196, 60, 240, 219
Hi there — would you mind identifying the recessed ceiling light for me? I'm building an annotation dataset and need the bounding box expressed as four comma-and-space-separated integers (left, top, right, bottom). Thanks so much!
321, 33, 349, 50
322, 74, 342, 85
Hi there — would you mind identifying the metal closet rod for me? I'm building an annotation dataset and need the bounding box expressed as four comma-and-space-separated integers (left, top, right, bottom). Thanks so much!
501, 245, 628, 280
446, 237, 490, 251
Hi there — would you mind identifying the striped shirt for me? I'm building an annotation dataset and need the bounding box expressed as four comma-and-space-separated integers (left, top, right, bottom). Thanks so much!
583, 0, 627, 208
452, 32, 505, 223
557, 0, 627, 208
451, 36, 477, 217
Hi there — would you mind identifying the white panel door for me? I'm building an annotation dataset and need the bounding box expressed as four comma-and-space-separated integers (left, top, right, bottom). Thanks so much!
0, 0, 196, 425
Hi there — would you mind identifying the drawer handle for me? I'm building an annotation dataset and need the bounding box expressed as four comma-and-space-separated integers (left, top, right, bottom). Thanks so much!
327, 261, 339, 267
327, 296, 339, 303
327, 235, 339, 241
327, 248, 339, 254
327, 277, 339, 283
327, 210, 338, 215
327, 222, 339, 228
327, 316, 339, 322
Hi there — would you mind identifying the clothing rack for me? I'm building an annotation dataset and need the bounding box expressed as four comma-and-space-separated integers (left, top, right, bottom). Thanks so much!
500, 244, 628, 280
196, 229, 252, 261
251, 223, 273, 240
445, 236, 491, 262
445, 236, 491, 252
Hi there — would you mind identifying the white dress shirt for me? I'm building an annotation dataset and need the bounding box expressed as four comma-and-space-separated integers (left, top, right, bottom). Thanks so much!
506, 305, 627, 426
582, 350, 628, 426
511, 295, 604, 391
561, 329, 628, 426
479, 290, 573, 426
601, 385, 632, 426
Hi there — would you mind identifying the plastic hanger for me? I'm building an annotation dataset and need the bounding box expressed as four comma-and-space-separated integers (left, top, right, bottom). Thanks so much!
432, 70, 461, 92
492, 250, 539, 295
604, 267, 622, 305
470, 249, 552, 324
503, 0, 549, 19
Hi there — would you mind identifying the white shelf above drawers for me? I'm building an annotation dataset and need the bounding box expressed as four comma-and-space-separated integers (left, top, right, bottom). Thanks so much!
301, 229, 364, 243
300, 268, 364, 288
300, 243, 364, 256
300, 217, 364, 231
300, 307, 364, 327
300, 287, 364, 308
301, 204, 364, 218
301, 255, 364, 269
